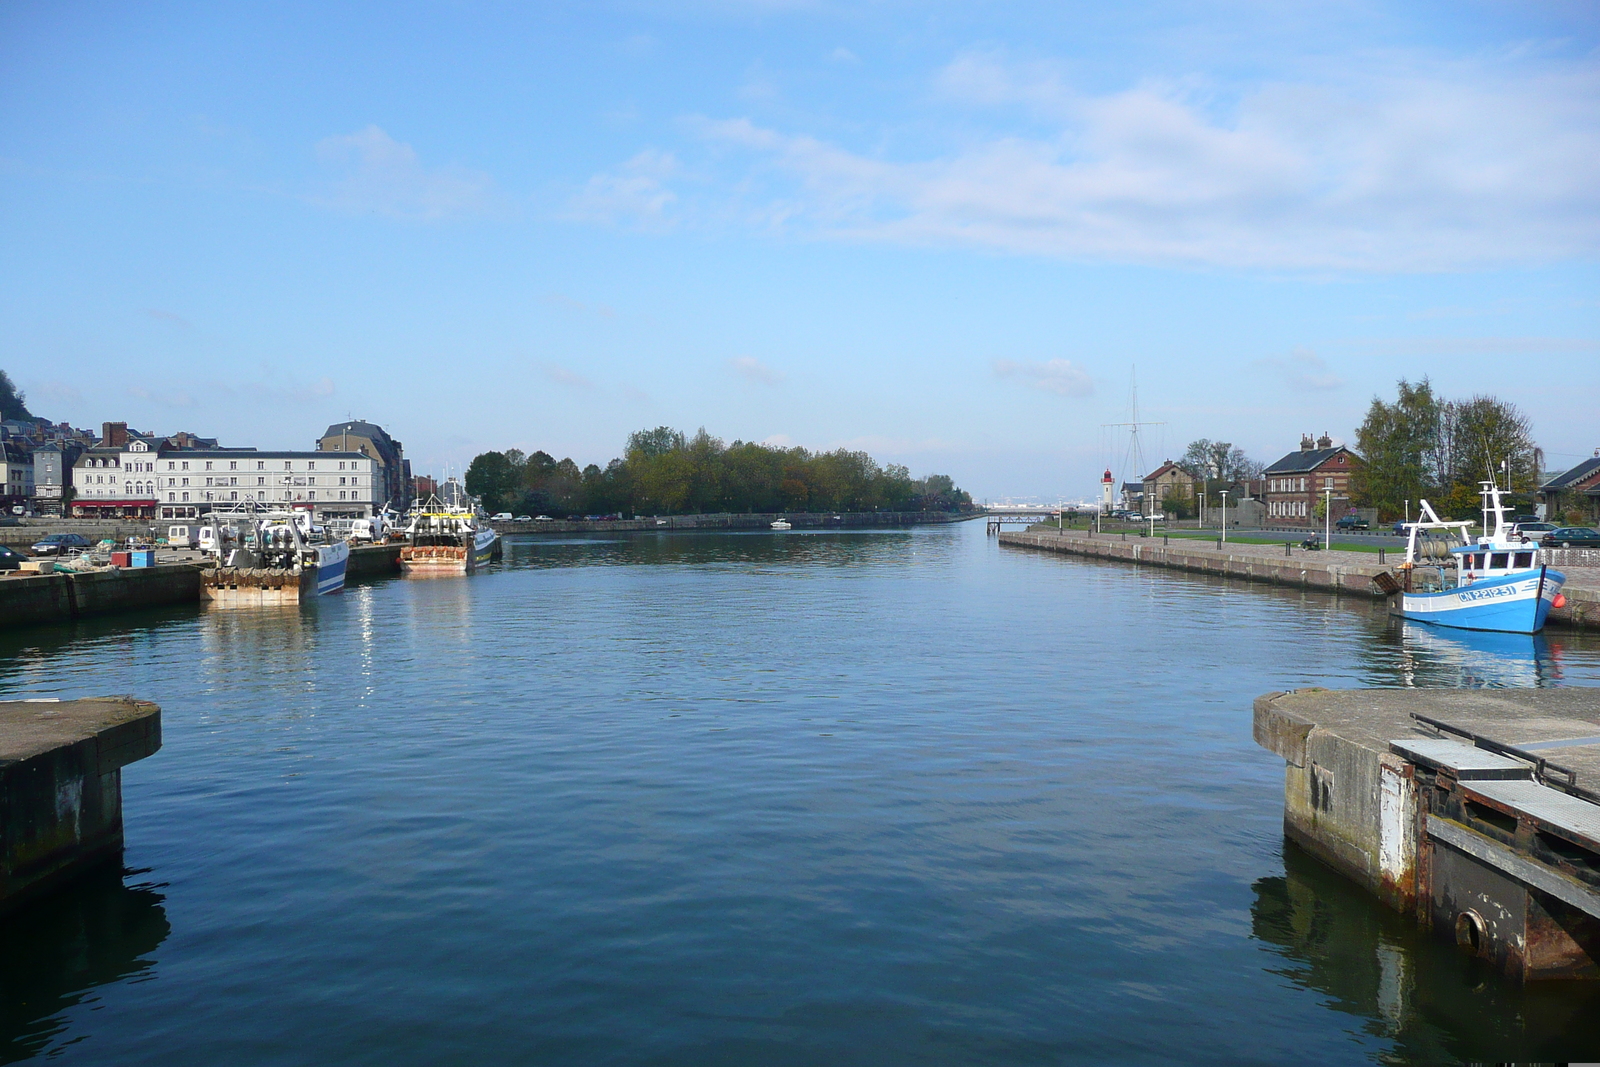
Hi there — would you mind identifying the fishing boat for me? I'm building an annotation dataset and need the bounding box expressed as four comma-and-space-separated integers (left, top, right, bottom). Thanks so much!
1373, 483, 1565, 634
770, 519, 792, 530
200, 506, 349, 604
399, 498, 501, 575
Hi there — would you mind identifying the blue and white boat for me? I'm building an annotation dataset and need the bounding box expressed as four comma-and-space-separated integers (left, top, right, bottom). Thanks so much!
200, 506, 349, 604
1386, 484, 1565, 634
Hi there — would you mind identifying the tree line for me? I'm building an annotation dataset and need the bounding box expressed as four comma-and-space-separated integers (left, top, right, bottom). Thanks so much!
464, 427, 974, 517
1349, 378, 1540, 521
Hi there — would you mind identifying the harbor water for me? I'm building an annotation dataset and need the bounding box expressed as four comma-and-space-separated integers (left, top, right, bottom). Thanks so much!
4, 520, 1600, 1064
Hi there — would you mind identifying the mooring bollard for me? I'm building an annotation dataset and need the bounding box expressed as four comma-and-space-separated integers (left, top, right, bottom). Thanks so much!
1285, 542, 1291, 556
1163, 534, 1169, 545
1379, 548, 1385, 563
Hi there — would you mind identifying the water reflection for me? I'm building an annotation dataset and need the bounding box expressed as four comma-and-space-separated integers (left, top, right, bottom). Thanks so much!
0, 865, 169, 1063
501, 528, 937, 572
1389, 621, 1569, 688
1252, 841, 1600, 1063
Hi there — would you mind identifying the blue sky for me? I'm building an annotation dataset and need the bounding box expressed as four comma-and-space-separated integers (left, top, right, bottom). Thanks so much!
2, 1, 1597, 500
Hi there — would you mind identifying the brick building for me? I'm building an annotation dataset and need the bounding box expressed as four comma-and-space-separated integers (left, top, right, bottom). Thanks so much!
1541, 451, 1600, 524
1261, 434, 1360, 526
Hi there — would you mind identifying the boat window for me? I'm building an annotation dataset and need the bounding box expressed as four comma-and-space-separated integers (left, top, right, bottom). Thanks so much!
1490, 553, 1509, 569
1514, 552, 1533, 568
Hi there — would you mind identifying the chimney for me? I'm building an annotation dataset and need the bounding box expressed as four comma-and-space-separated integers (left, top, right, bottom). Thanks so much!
1317, 432, 1333, 449
102, 421, 128, 448
1300, 434, 1314, 452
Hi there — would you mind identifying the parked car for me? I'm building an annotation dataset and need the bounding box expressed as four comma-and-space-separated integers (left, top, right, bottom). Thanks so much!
534, 515, 553, 522
30, 533, 92, 555
1510, 521, 1556, 538
515, 515, 532, 522
0, 544, 27, 570
1541, 527, 1600, 548
1390, 520, 1409, 535
1335, 515, 1370, 531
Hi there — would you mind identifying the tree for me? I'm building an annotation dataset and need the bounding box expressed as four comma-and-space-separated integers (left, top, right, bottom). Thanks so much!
1180, 439, 1259, 482
0, 369, 32, 421
464, 451, 520, 513
1348, 378, 1440, 521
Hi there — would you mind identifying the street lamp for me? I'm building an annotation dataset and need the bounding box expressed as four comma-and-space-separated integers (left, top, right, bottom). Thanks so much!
1220, 490, 1229, 543
1324, 486, 1333, 549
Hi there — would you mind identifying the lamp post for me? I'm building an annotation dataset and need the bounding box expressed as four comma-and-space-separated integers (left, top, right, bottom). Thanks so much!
1324, 486, 1333, 549
1220, 490, 1229, 543
1199, 488, 1207, 530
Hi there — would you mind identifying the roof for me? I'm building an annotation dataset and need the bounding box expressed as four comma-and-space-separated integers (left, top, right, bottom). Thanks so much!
1542, 455, 1600, 492
152, 449, 373, 461
1143, 460, 1188, 482
321, 421, 393, 444
1263, 446, 1355, 475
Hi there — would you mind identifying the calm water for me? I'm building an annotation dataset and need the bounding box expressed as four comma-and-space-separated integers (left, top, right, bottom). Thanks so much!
4, 521, 1600, 1065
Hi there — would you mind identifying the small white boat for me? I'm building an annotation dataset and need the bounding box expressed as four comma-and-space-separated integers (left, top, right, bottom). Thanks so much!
770, 519, 792, 530
1375, 483, 1565, 634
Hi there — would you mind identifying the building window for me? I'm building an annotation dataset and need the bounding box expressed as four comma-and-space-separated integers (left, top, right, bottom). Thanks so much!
307, 477, 315, 486
308, 491, 316, 500
339, 490, 346, 500
168, 492, 175, 501
308, 462, 315, 470
181, 492, 189, 502
258, 461, 265, 470
230, 461, 237, 470
230, 477, 237, 486
285, 461, 293, 470
230, 491, 238, 501
181, 478, 189, 486
258, 477, 265, 486
182, 461, 189, 471
339, 461, 346, 470
168, 461, 175, 470
205, 461, 213, 470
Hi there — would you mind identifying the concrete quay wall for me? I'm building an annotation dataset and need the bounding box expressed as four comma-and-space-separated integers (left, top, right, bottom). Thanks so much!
999, 529, 1597, 628
0, 564, 204, 629
1254, 688, 1600, 981
0, 698, 161, 912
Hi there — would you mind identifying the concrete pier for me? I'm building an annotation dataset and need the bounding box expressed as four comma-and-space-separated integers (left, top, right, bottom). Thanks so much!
0, 698, 161, 912
1255, 687, 1600, 980
0, 563, 204, 629
1000, 528, 1599, 628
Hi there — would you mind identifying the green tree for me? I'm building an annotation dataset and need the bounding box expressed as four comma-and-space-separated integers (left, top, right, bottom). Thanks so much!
0, 370, 32, 421
1349, 378, 1440, 521
464, 451, 520, 513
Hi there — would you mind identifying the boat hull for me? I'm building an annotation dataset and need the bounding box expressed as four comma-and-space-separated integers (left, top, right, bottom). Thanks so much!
1393, 566, 1564, 634
314, 541, 349, 595
400, 529, 500, 575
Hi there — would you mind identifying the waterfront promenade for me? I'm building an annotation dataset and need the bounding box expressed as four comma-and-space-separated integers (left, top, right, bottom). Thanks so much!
1000, 527, 1600, 628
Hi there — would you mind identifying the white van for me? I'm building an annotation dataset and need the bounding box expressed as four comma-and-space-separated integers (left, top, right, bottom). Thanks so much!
167, 524, 198, 549
491, 512, 513, 522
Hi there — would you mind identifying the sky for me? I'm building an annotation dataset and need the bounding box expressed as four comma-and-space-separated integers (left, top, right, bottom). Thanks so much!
2, 0, 1597, 502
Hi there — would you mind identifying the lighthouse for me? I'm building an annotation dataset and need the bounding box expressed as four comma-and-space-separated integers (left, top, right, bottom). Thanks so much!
1100, 468, 1115, 513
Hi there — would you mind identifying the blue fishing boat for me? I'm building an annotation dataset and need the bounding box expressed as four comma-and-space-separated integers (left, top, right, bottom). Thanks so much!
1380, 484, 1565, 634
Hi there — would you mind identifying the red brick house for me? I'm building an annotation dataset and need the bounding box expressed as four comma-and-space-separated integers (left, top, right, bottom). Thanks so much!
1261, 434, 1361, 526
1541, 451, 1600, 524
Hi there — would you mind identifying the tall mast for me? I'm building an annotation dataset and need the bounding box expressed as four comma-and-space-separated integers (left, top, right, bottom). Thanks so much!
1101, 367, 1164, 515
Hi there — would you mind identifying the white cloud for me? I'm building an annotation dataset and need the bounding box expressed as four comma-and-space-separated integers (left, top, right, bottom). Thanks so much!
543, 364, 594, 388
993, 358, 1094, 397
312, 125, 502, 221
1252, 347, 1343, 391
564, 150, 679, 229
729, 355, 784, 384
590, 51, 1600, 271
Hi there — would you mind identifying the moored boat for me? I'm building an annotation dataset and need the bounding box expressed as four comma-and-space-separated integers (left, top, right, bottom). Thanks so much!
200, 507, 349, 605
399, 498, 501, 575
1375, 483, 1565, 634
770, 519, 792, 530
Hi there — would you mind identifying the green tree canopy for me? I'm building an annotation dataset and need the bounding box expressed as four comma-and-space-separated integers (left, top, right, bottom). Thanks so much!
462, 428, 973, 518
0, 370, 32, 421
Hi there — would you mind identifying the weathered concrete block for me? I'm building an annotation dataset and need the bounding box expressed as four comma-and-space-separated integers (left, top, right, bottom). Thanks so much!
0, 698, 161, 912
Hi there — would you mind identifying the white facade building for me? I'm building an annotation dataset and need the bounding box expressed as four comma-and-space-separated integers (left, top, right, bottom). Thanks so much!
155, 450, 379, 520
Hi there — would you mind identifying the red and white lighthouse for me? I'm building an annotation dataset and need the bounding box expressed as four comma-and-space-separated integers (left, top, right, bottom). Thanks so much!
1100, 468, 1115, 513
